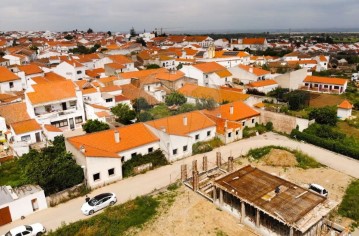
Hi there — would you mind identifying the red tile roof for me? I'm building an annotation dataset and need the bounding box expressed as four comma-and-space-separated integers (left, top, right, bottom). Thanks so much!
247, 79, 277, 88
304, 76, 347, 86
338, 100, 353, 109
203, 101, 260, 121
0, 66, 20, 82
11, 119, 41, 134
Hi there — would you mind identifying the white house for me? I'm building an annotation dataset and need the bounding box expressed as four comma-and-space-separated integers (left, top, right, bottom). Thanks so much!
145, 111, 216, 162
3, 54, 29, 65
66, 123, 160, 188
16, 64, 44, 90
337, 100, 353, 119
180, 62, 233, 87
0, 185, 47, 225
229, 65, 271, 85
53, 60, 86, 81
25, 80, 86, 131
10, 119, 43, 145
0, 66, 22, 93
302, 76, 348, 94
246, 79, 279, 94
42, 124, 63, 141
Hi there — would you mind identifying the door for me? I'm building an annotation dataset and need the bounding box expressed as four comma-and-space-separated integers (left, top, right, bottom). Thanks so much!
69, 118, 75, 130
0, 206, 12, 226
32, 198, 39, 211
62, 102, 67, 111
35, 132, 41, 143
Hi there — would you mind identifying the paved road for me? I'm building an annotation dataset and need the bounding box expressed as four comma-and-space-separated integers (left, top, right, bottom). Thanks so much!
1, 132, 358, 234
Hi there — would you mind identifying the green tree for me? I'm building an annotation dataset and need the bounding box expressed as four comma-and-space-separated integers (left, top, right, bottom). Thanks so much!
19, 136, 83, 195
149, 103, 171, 119
136, 37, 146, 47
145, 64, 160, 69
64, 34, 73, 40
130, 27, 136, 36
196, 98, 216, 110
133, 97, 151, 113
309, 106, 337, 126
82, 119, 110, 133
107, 31, 112, 36
286, 90, 310, 111
87, 28, 93, 34
137, 111, 154, 122
165, 92, 187, 106
176, 63, 183, 70
111, 104, 136, 124
177, 103, 197, 114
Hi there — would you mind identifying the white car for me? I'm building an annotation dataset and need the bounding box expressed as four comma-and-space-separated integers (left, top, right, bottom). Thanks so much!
81, 192, 117, 215
308, 183, 328, 197
3, 223, 46, 236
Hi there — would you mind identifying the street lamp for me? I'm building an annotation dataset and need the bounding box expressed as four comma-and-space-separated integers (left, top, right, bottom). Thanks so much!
81, 165, 87, 189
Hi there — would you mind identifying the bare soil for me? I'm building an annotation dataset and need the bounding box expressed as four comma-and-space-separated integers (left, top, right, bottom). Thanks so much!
309, 93, 344, 108
262, 149, 297, 167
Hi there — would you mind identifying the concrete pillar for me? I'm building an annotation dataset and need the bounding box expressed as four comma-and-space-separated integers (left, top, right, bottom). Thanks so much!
216, 152, 222, 167
202, 155, 207, 172
213, 186, 217, 202
192, 159, 197, 172
240, 201, 245, 223
228, 156, 234, 172
289, 227, 293, 236
192, 170, 199, 191
181, 164, 187, 181
219, 189, 223, 206
256, 209, 260, 227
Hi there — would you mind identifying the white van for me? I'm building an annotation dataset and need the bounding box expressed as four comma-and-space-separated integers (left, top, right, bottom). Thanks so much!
308, 183, 328, 197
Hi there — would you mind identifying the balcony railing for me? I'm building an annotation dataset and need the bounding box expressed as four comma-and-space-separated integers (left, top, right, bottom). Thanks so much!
35, 107, 78, 120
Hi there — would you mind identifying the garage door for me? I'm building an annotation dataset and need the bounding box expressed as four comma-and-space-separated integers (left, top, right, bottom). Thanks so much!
0, 206, 12, 226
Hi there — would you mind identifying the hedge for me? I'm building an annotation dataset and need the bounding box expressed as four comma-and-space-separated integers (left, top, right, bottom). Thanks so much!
290, 129, 359, 160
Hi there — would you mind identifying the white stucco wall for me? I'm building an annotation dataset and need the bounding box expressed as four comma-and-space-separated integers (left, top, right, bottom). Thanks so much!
337, 108, 351, 119
0, 79, 22, 93
85, 157, 123, 188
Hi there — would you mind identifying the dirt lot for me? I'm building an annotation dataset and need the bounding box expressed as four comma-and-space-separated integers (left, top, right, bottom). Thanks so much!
139, 186, 257, 236
137, 149, 354, 236
309, 93, 345, 108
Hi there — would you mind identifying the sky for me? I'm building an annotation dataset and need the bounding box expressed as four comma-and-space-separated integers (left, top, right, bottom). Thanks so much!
1, 0, 358, 33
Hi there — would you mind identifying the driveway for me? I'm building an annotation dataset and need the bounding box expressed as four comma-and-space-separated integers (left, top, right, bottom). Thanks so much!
1, 132, 358, 234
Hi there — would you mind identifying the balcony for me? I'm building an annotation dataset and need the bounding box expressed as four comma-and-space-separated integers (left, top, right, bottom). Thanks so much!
35, 107, 78, 121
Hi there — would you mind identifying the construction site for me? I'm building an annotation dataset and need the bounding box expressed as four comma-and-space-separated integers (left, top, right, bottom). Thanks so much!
180, 152, 349, 236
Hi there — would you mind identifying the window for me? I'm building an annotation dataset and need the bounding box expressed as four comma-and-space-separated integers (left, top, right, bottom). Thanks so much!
242, 121, 245, 126
173, 149, 178, 155
131, 152, 137, 158
51, 119, 68, 128
21, 135, 31, 142
108, 168, 115, 176
9, 82, 14, 88
106, 98, 113, 103
228, 132, 232, 138
69, 101, 76, 107
205, 74, 209, 78
236, 130, 239, 135
252, 118, 255, 124
77, 70, 82, 74
195, 134, 199, 140
148, 147, 153, 153
207, 131, 211, 136
183, 145, 188, 152
75, 116, 83, 124
93, 173, 100, 181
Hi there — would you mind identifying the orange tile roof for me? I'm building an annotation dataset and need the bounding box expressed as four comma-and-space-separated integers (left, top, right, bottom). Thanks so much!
239, 65, 270, 76
304, 76, 347, 86
338, 100, 353, 109
205, 114, 242, 135
88, 104, 110, 110
99, 85, 122, 93
86, 68, 105, 78
27, 80, 76, 105
184, 48, 198, 56
215, 69, 232, 78
242, 38, 266, 44
146, 111, 215, 136
254, 102, 265, 108
119, 68, 168, 79
155, 71, 185, 81
121, 84, 159, 105
108, 55, 133, 64
95, 111, 111, 118
298, 60, 317, 64
105, 62, 125, 70
0, 66, 20, 82
67, 123, 160, 158
178, 83, 249, 103
115, 94, 130, 102
11, 119, 41, 134
44, 124, 63, 132
98, 76, 118, 84
319, 55, 327, 62
203, 101, 260, 121
247, 79, 277, 88
0, 102, 30, 125
175, 58, 196, 63
193, 62, 226, 73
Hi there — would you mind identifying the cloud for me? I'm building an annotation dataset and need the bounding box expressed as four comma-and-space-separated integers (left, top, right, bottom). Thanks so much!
0, 0, 358, 32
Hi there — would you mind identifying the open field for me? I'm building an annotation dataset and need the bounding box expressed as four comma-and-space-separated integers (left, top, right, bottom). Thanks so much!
309, 93, 345, 108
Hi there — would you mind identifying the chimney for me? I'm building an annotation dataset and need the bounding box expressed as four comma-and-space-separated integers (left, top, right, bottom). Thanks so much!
80, 145, 85, 153
161, 126, 166, 133
229, 104, 234, 115
249, 66, 253, 73
183, 115, 188, 126
224, 120, 228, 130
114, 130, 120, 143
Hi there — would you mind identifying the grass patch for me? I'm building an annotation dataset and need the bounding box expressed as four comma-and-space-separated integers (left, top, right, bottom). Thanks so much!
0, 160, 25, 187
215, 229, 228, 236
48, 196, 160, 236
338, 179, 359, 223
247, 146, 323, 169
192, 137, 224, 155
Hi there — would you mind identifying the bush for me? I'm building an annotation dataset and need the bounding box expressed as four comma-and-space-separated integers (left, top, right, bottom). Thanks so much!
338, 179, 359, 222
286, 90, 310, 110
265, 122, 273, 131
308, 106, 337, 126
122, 149, 168, 177
192, 142, 213, 155
246, 88, 265, 96
82, 119, 110, 133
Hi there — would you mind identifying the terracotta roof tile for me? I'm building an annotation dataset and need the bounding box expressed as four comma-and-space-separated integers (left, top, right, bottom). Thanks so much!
247, 79, 277, 88
304, 76, 347, 86
193, 62, 226, 73
338, 100, 353, 109
119, 68, 168, 79
11, 119, 41, 134
17, 64, 43, 75
0, 66, 20, 82
0, 102, 30, 125
215, 70, 232, 78
239, 65, 270, 76
67, 123, 159, 157
205, 114, 242, 135
242, 38, 266, 44
44, 124, 63, 132
203, 101, 260, 121
121, 84, 159, 105
155, 71, 185, 82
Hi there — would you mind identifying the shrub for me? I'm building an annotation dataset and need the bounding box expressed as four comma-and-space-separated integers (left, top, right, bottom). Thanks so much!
82, 119, 110, 133
338, 179, 359, 222
192, 142, 213, 155
309, 106, 337, 126
286, 90, 310, 110
122, 149, 168, 177
265, 122, 273, 131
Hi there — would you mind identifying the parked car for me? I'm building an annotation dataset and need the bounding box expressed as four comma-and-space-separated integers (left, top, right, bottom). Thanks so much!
308, 183, 328, 197
3, 223, 46, 236
81, 192, 117, 215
